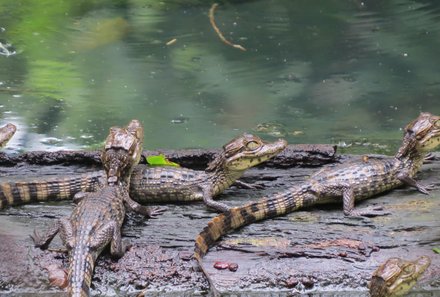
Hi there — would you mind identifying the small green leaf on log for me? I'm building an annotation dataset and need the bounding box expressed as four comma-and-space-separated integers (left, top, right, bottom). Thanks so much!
433, 247, 440, 254
146, 154, 180, 167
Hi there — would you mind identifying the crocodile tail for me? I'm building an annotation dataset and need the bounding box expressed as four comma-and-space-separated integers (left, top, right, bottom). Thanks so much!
0, 172, 104, 209
194, 186, 309, 261
68, 247, 97, 297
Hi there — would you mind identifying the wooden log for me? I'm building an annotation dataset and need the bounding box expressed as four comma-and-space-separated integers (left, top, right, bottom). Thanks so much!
0, 144, 337, 168
0, 153, 438, 295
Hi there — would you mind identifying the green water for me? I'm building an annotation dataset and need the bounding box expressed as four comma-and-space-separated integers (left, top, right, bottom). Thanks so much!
0, 0, 439, 153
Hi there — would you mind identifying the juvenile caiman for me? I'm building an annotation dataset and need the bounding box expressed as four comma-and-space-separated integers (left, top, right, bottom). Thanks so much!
0, 123, 16, 148
194, 112, 440, 294
32, 119, 162, 297
0, 133, 287, 212
369, 256, 431, 297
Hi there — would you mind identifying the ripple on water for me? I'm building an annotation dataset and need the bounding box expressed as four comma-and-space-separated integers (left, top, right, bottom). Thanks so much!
39, 137, 63, 145
348, 1, 440, 54
79, 134, 94, 139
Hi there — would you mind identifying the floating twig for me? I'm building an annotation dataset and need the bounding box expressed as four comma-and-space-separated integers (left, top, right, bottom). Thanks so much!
209, 3, 246, 51
165, 38, 177, 46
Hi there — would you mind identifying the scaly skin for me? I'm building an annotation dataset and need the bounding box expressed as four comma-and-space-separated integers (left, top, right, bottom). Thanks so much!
0, 123, 16, 148
0, 172, 104, 208
194, 113, 440, 295
369, 256, 431, 297
31, 120, 160, 297
130, 134, 287, 211
1, 134, 287, 212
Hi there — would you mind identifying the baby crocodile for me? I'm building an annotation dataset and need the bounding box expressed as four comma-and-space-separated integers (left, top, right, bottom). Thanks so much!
0, 123, 16, 148
32, 120, 161, 297
131, 133, 287, 211
194, 112, 440, 294
369, 256, 430, 297
0, 134, 287, 212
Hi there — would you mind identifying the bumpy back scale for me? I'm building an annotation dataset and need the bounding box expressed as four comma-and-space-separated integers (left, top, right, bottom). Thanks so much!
31, 119, 146, 297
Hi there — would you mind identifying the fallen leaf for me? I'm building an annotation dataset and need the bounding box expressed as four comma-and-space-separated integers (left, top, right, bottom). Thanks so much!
146, 154, 180, 167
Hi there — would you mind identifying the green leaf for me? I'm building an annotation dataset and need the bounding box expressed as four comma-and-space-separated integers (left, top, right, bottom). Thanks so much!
146, 154, 180, 167
433, 247, 440, 254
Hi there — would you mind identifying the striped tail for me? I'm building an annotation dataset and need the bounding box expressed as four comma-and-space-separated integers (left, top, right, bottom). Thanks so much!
0, 171, 104, 209
68, 247, 97, 297
193, 187, 313, 296
194, 185, 314, 261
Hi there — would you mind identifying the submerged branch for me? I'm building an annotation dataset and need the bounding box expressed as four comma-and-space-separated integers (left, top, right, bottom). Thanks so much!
209, 3, 246, 51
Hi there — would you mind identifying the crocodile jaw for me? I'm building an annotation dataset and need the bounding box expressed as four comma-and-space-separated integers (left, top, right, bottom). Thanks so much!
226, 138, 287, 171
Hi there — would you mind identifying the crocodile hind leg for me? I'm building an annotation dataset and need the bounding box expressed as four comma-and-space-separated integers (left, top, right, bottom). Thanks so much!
89, 221, 125, 258
124, 195, 166, 218
31, 217, 73, 250
341, 186, 390, 217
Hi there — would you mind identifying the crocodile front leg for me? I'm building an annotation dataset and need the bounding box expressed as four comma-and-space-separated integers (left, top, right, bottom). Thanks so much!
202, 187, 230, 213
124, 195, 166, 218
341, 186, 389, 217
31, 217, 74, 249
397, 172, 430, 195
72, 179, 106, 204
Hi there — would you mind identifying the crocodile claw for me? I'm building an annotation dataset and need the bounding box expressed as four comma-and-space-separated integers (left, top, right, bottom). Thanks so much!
424, 153, 435, 161
416, 184, 430, 195
348, 206, 391, 218
148, 206, 167, 219
234, 180, 265, 190
418, 183, 438, 195
124, 240, 133, 251
246, 183, 265, 190
30, 229, 46, 249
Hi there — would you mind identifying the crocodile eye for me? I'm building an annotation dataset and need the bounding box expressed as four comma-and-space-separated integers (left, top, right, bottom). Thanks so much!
246, 141, 261, 150
402, 264, 415, 274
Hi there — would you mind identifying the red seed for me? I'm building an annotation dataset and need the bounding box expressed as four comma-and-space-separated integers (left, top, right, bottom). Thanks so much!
228, 263, 239, 272
213, 261, 229, 270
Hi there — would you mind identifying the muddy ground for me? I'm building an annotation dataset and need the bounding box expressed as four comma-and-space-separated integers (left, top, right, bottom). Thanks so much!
0, 148, 439, 296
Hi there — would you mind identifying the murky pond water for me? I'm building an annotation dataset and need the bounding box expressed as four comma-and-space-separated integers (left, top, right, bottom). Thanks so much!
0, 0, 440, 154
1, 1, 440, 296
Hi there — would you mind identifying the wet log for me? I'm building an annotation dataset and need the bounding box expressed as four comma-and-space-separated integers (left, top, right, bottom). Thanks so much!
0, 144, 337, 169
0, 152, 439, 296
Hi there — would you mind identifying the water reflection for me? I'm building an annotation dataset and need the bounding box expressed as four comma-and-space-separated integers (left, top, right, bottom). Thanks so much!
0, 0, 439, 153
